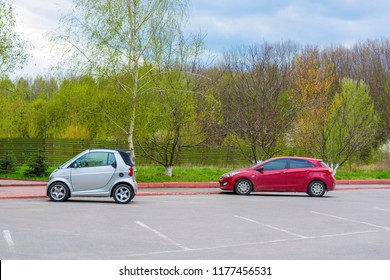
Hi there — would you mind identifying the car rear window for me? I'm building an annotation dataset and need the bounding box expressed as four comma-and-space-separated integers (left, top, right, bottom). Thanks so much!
320, 161, 331, 168
118, 150, 134, 166
289, 159, 315, 168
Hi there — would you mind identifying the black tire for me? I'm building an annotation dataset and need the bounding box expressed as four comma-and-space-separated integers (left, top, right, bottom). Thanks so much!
234, 179, 253, 195
307, 180, 326, 197
113, 184, 134, 204
48, 182, 70, 202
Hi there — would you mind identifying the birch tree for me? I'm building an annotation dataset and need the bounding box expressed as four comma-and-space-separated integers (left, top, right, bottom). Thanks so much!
54, 0, 193, 162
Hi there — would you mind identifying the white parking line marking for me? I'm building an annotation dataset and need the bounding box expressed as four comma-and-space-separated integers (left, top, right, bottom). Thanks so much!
312, 211, 390, 230
136, 221, 191, 251
3, 230, 16, 252
125, 228, 386, 258
234, 215, 308, 239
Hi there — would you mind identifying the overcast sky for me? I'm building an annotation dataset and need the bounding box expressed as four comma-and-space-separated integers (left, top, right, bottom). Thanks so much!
11, 0, 390, 78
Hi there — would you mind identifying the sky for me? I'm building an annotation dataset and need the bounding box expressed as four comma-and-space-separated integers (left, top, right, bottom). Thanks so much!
10, 0, 390, 78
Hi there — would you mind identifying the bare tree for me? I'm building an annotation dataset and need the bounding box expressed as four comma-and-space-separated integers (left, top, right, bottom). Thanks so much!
220, 42, 298, 162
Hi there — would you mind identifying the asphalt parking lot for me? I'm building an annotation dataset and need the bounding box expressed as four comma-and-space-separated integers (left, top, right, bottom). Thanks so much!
1, 189, 390, 260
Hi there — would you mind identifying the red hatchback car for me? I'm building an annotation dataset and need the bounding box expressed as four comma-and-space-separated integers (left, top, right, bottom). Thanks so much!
219, 156, 336, 197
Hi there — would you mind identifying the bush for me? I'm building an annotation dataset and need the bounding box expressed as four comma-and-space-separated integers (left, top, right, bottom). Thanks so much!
24, 150, 49, 177
0, 152, 17, 174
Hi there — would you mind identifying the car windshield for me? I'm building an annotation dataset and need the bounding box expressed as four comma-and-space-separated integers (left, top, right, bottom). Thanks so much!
59, 153, 84, 168
251, 158, 271, 169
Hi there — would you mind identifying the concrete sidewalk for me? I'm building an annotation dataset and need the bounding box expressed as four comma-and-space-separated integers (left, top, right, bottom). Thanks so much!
1, 178, 390, 199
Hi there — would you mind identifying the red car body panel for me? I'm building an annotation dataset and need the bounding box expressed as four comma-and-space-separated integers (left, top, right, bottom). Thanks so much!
219, 156, 336, 195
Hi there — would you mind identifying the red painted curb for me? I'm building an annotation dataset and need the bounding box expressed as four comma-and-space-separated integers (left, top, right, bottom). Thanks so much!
0, 195, 47, 199
0, 184, 46, 187
138, 182, 219, 188
137, 191, 222, 196
336, 186, 390, 190
336, 179, 390, 185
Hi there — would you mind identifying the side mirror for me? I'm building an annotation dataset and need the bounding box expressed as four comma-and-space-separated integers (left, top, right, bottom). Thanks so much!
257, 166, 264, 172
71, 162, 78, 168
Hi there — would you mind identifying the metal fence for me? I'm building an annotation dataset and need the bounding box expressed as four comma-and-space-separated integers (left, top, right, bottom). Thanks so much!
0, 138, 249, 166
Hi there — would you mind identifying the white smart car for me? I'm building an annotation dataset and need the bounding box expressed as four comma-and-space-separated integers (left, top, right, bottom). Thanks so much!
47, 149, 137, 204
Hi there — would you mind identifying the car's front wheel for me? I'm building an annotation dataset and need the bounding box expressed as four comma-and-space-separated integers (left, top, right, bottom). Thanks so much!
234, 179, 253, 195
307, 180, 326, 197
48, 182, 70, 202
113, 184, 134, 204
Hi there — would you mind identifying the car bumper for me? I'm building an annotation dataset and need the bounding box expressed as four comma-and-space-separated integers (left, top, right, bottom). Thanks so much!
219, 178, 234, 191
327, 178, 336, 191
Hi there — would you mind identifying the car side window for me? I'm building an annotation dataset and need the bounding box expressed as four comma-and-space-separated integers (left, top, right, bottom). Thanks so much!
263, 159, 287, 171
289, 159, 315, 169
75, 152, 114, 167
108, 153, 116, 166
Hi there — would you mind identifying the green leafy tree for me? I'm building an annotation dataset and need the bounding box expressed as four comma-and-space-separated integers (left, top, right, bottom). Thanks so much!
324, 79, 378, 167
0, 77, 30, 138
48, 76, 100, 139
134, 30, 212, 176
0, 0, 28, 76
137, 66, 213, 176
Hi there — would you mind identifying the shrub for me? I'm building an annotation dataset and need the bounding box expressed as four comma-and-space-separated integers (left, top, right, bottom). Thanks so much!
0, 152, 17, 173
24, 150, 49, 177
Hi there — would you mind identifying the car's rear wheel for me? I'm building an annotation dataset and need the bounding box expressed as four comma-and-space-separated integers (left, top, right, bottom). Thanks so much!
48, 182, 69, 202
234, 179, 253, 195
307, 180, 326, 197
113, 184, 134, 204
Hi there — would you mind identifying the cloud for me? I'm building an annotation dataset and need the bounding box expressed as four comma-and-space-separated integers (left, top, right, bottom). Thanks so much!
187, 0, 390, 51
9, 0, 390, 78
12, 0, 72, 78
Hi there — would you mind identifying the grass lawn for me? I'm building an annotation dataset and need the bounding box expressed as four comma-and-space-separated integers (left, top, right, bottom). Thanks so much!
1, 164, 390, 182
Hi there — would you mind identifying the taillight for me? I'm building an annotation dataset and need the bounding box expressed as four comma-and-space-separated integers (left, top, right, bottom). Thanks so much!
128, 166, 134, 177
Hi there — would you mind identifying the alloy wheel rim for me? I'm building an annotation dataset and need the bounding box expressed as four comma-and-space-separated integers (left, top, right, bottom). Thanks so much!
311, 182, 324, 195
115, 187, 130, 202
238, 181, 250, 193
51, 185, 65, 200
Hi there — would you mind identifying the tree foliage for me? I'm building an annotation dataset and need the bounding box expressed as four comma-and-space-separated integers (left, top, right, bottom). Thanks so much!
325, 79, 378, 165
53, 0, 197, 164
0, 0, 28, 76
290, 51, 336, 157
2, 36, 390, 170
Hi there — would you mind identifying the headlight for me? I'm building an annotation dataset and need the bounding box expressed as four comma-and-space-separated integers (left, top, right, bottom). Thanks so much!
223, 171, 240, 178
49, 169, 58, 180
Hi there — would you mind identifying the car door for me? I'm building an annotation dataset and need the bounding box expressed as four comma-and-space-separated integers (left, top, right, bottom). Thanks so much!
70, 151, 116, 192
254, 158, 288, 191
284, 159, 315, 191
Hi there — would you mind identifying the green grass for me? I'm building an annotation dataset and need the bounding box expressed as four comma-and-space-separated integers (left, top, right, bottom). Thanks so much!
335, 169, 390, 180
135, 165, 234, 182
1, 164, 390, 182
0, 165, 57, 180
